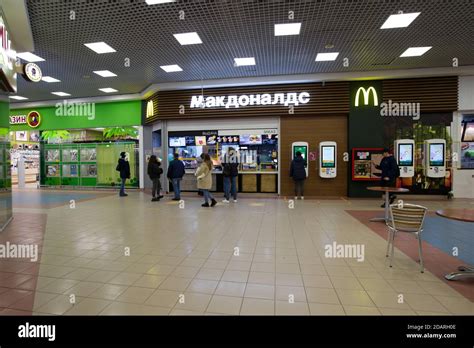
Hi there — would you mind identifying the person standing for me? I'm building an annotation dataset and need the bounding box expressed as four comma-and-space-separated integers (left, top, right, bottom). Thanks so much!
222, 147, 239, 203
116, 152, 130, 197
195, 153, 217, 207
147, 155, 164, 202
167, 153, 185, 201
375, 148, 400, 207
290, 151, 307, 200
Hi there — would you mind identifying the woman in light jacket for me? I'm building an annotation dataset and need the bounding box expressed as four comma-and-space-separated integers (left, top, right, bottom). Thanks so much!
195, 153, 217, 207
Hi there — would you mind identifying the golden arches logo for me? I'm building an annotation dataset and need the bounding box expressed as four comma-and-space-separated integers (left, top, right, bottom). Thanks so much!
146, 100, 154, 118
355, 87, 378, 107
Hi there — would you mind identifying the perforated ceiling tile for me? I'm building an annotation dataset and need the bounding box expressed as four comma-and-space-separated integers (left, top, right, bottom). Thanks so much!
12, 0, 474, 102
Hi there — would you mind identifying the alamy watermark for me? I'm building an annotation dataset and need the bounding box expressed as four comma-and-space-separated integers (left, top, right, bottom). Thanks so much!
0, 242, 38, 262
380, 100, 420, 120
55, 101, 95, 120
324, 242, 365, 262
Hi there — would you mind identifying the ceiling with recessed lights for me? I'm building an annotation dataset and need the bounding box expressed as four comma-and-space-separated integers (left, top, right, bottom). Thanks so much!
11, 0, 474, 103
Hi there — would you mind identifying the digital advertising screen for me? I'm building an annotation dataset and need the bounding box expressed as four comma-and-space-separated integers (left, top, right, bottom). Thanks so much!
169, 137, 186, 147
195, 136, 207, 146
185, 136, 195, 146
398, 144, 413, 166
429, 143, 445, 166
293, 146, 307, 160
240, 134, 262, 145
321, 146, 336, 168
462, 122, 474, 142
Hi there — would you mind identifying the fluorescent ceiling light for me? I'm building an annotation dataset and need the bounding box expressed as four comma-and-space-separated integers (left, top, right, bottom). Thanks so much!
145, 0, 175, 4
173, 32, 202, 45
51, 92, 71, 97
400, 46, 432, 57
274, 23, 301, 36
42, 76, 60, 83
315, 52, 339, 61
234, 57, 256, 66
17, 52, 44, 62
9, 96, 28, 100
381, 12, 421, 29
84, 42, 116, 54
99, 88, 118, 93
160, 64, 183, 72
93, 70, 117, 77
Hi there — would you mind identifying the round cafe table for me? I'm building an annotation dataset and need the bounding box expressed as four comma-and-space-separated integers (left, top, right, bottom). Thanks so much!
367, 186, 410, 223
435, 209, 474, 281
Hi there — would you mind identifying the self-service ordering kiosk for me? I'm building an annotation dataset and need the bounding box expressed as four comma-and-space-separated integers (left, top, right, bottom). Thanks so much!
394, 139, 415, 177
319, 141, 337, 178
292, 142, 308, 177
424, 139, 446, 178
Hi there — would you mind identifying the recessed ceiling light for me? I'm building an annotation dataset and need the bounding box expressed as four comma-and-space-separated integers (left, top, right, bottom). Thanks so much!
160, 64, 183, 72
315, 52, 339, 61
84, 42, 116, 54
145, 0, 175, 4
9, 96, 28, 100
51, 92, 71, 97
400, 46, 432, 57
99, 88, 118, 93
234, 57, 256, 66
381, 12, 421, 29
42, 76, 60, 83
93, 70, 117, 77
274, 23, 301, 36
17, 52, 44, 62
173, 32, 202, 45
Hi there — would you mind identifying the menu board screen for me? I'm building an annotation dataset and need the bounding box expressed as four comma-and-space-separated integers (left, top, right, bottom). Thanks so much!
398, 144, 413, 166
321, 146, 335, 168
429, 143, 444, 166
169, 137, 186, 147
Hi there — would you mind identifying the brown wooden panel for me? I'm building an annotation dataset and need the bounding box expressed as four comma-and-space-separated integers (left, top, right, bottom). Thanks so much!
280, 115, 348, 197
261, 174, 277, 193
242, 174, 257, 192
145, 82, 350, 123
382, 76, 458, 112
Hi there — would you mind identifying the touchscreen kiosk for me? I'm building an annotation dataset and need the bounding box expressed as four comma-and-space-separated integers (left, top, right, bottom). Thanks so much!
424, 139, 446, 178
319, 141, 337, 178
292, 142, 308, 177
394, 139, 415, 177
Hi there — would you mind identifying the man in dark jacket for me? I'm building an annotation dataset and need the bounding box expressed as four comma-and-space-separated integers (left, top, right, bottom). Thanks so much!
375, 148, 400, 207
148, 155, 164, 202
222, 147, 239, 203
290, 151, 307, 200
167, 153, 185, 201
116, 152, 131, 197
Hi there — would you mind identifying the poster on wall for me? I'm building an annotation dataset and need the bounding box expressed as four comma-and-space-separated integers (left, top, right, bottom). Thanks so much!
352, 148, 384, 181
29, 131, 40, 142
46, 149, 60, 162
47, 165, 59, 177
81, 164, 97, 177
15, 131, 28, 142
62, 149, 78, 162
80, 148, 97, 161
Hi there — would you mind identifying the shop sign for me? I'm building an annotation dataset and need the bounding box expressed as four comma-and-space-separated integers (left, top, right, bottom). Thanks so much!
23, 62, 42, 82
190, 92, 310, 109
9, 110, 42, 128
0, 15, 17, 92
354, 87, 378, 107
146, 100, 154, 118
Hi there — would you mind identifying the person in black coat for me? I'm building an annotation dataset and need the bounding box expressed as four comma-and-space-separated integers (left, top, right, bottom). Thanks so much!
375, 148, 400, 207
290, 151, 307, 200
167, 153, 185, 201
116, 152, 131, 197
148, 155, 164, 201
222, 147, 240, 203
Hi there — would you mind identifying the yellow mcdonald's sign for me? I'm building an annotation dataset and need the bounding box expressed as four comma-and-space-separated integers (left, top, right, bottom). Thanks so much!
146, 100, 154, 118
355, 86, 378, 107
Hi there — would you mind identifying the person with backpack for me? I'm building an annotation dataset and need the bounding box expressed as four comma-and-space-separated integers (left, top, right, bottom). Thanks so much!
375, 148, 400, 207
116, 152, 130, 197
290, 151, 307, 200
195, 153, 217, 207
167, 152, 185, 201
222, 147, 239, 203
147, 155, 164, 201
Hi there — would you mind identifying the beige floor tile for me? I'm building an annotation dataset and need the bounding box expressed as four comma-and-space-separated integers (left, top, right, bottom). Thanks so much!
305, 287, 340, 305
116, 287, 155, 304
329, 276, 363, 290
325, 266, 355, 277
300, 264, 327, 276
63, 282, 103, 297
379, 307, 417, 315
109, 273, 142, 286
302, 275, 332, 288
187, 279, 219, 294
64, 298, 111, 315
350, 267, 383, 279
244, 284, 274, 300
221, 270, 249, 283
252, 254, 275, 263
433, 296, 474, 315
158, 277, 192, 291
38, 279, 80, 294
146, 264, 176, 276
207, 295, 243, 315
248, 272, 275, 285
240, 298, 275, 315
36, 295, 84, 315
62, 268, 97, 281
100, 302, 170, 315
275, 286, 306, 302
309, 302, 345, 315
275, 255, 299, 264
275, 301, 309, 315
276, 273, 304, 286
89, 284, 128, 301
276, 263, 301, 274
33, 292, 60, 310
343, 305, 381, 315
215, 281, 246, 297
335, 289, 375, 307
133, 275, 166, 289
387, 279, 428, 294
85, 271, 120, 283
145, 289, 180, 308
416, 281, 465, 297
173, 292, 212, 312
179, 257, 207, 268
251, 262, 275, 273
358, 277, 393, 291
204, 259, 229, 270
226, 261, 252, 271
171, 266, 200, 278
366, 290, 411, 310
195, 268, 224, 281
404, 293, 450, 313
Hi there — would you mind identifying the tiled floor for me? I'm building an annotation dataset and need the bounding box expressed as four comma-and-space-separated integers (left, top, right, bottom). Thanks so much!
0, 189, 473, 316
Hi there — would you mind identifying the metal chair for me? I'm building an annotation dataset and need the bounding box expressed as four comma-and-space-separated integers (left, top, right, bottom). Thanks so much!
386, 203, 428, 273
